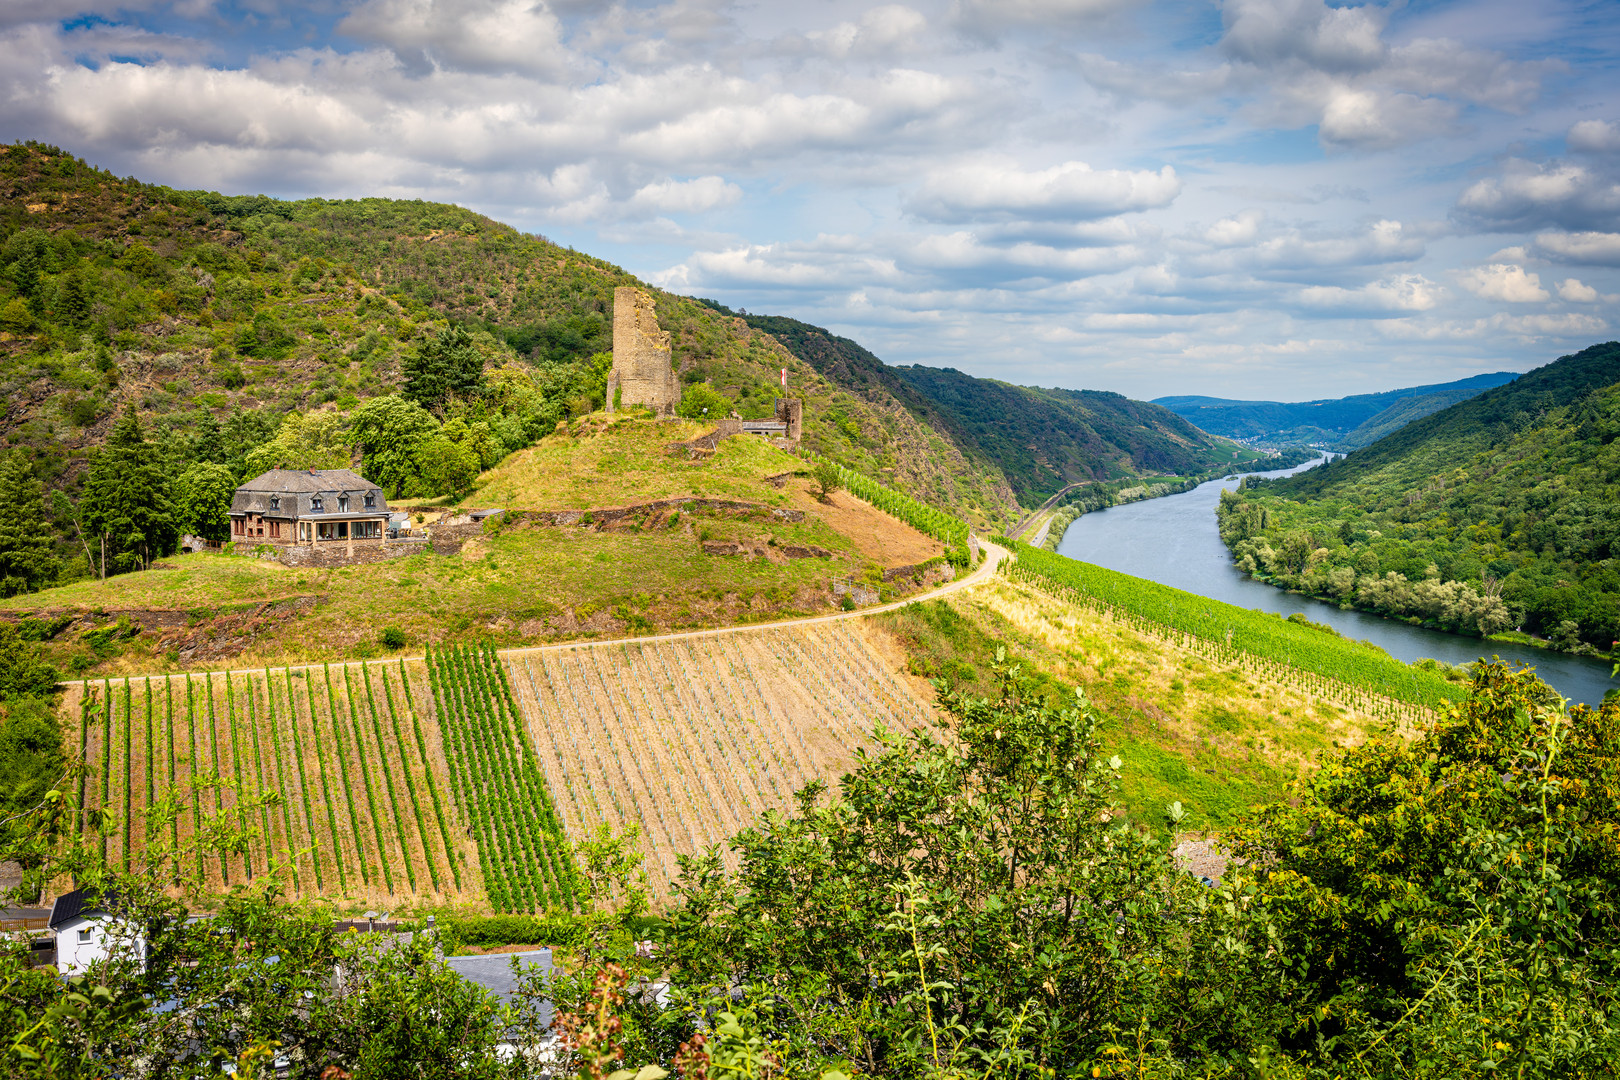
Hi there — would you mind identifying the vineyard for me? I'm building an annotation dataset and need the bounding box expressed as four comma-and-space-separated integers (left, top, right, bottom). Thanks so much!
68, 661, 478, 906
827, 459, 973, 562
502, 623, 937, 896
1009, 543, 1464, 712
425, 644, 578, 914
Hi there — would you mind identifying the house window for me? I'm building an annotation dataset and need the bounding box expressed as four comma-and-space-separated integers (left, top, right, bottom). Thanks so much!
78, 928, 92, 942
233, 518, 243, 535
364, 491, 376, 509
312, 496, 323, 512
269, 496, 280, 511
339, 495, 349, 512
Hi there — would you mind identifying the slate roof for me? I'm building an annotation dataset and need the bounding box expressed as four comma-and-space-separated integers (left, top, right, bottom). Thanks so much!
231, 469, 390, 520
48, 888, 124, 929
447, 949, 553, 1026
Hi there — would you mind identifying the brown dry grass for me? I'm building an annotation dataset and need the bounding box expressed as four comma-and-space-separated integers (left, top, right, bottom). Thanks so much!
785, 481, 945, 565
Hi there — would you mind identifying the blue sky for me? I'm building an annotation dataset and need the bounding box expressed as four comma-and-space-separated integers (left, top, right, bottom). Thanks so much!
4, 0, 1619, 400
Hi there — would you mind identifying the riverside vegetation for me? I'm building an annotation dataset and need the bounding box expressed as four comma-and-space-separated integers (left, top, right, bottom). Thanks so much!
1217, 342, 1620, 658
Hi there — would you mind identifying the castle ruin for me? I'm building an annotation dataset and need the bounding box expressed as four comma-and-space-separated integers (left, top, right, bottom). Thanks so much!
608, 286, 681, 416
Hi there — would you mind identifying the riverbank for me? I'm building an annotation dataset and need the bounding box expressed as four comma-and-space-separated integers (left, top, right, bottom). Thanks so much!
1053, 464, 1619, 706
1040, 448, 1321, 551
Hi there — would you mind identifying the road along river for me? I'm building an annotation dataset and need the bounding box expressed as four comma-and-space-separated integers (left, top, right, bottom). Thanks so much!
1055, 460, 1619, 707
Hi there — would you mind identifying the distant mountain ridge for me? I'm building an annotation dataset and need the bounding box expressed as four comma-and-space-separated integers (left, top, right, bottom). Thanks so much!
723, 309, 1257, 504
1154, 371, 1519, 449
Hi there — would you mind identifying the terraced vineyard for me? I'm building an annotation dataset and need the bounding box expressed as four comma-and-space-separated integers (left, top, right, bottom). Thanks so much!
62, 623, 937, 907
504, 623, 937, 895
68, 661, 479, 906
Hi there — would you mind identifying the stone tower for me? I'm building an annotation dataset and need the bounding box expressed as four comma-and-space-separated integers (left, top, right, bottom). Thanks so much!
608, 286, 680, 416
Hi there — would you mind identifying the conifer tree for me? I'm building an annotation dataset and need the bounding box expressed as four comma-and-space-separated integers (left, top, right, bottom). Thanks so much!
84, 407, 177, 574
402, 324, 485, 414
0, 452, 56, 597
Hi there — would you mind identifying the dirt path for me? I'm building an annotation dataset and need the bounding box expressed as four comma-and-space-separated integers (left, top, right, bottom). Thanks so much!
501, 541, 1008, 660
176, 543, 1009, 678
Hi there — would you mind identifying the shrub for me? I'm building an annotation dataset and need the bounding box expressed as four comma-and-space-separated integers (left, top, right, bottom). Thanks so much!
380, 627, 407, 650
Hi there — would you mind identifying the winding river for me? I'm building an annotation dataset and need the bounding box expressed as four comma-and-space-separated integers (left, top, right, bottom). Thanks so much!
1054, 459, 1619, 707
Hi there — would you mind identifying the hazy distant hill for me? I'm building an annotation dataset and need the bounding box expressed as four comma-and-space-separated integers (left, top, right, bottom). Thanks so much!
725, 310, 1249, 503
1154, 371, 1518, 448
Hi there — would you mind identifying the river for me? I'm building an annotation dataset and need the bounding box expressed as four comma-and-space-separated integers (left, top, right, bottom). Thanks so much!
1054, 459, 1619, 707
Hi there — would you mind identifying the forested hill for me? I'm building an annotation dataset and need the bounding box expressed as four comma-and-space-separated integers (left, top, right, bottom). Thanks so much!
1155, 370, 1517, 448
718, 308, 1248, 503
0, 141, 1017, 531
1222, 341, 1620, 652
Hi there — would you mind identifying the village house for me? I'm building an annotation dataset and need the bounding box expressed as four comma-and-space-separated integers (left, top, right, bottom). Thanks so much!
229, 469, 393, 558
49, 888, 146, 977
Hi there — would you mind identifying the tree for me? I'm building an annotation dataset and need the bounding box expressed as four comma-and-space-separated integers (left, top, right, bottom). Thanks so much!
82, 407, 177, 575
348, 395, 440, 497
810, 460, 841, 502
1233, 663, 1620, 1076
0, 624, 58, 702
662, 654, 1288, 1075
55, 265, 92, 327
0, 452, 56, 597
411, 436, 480, 498
173, 462, 236, 542
241, 408, 350, 477
403, 324, 485, 414
675, 383, 731, 420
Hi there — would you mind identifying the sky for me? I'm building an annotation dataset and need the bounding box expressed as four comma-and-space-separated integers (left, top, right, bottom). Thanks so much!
3, 0, 1619, 401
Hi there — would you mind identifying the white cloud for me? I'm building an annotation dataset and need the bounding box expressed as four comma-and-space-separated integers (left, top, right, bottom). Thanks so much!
337, 0, 572, 77
1317, 86, 1457, 150
797, 6, 929, 58
1220, 0, 1387, 74
1204, 210, 1264, 246
1458, 263, 1549, 303
1455, 158, 1620, 232
627, 175, 741, 214
1533, 231, 1620, 266
1557, 278, 1599, 302
952, 0, 1144, 37
907, 160, 1180, 223
1297, 273, 1441, 312
1569, 119, 1620, 154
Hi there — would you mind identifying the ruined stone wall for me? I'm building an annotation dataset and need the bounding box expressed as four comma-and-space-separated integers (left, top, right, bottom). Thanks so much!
774, 398, 803, 442
609, 286, 680, 415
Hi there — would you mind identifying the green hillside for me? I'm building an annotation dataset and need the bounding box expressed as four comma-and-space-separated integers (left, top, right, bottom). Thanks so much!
1218, 342, 1620, 653
1154, 371, 1517, 448
721, 308, 1253, 502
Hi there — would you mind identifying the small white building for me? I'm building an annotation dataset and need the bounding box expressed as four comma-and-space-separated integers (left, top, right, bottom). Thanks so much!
49, 889, 146, 977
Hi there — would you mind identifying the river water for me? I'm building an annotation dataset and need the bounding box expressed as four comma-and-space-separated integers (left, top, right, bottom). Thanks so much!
1054, 459, 1619, 707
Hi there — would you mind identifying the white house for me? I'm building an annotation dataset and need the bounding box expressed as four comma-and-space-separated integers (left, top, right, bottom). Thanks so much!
49, 889, 146, 977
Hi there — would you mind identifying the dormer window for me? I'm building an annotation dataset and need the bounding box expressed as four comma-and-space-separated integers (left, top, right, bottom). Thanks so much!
339, 494, 349, 512
364, 491, 376, 509
269, 496, 280, 511
311, 496, 324, 512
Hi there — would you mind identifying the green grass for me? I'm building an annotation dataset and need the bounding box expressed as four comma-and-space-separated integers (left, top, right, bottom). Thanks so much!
874, 592, 1319, 838
471, 414, 804, 510
1012, 543, 1463, 710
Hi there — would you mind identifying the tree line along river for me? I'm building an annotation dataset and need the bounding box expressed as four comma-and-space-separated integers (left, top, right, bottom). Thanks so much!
1054, 459, 1619, 707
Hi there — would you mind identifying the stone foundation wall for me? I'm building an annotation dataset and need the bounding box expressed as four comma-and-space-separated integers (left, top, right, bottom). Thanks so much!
272, 538, 425, 568
608, 286, 680, 415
